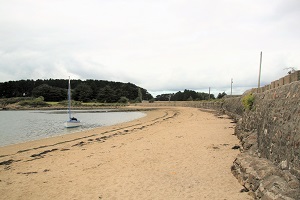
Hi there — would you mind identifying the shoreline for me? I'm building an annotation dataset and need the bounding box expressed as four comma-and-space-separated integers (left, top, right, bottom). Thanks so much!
0, 105, 157, 111
0, 107, 155, 148
0, 107, 160, 156
0, 106, 251, 199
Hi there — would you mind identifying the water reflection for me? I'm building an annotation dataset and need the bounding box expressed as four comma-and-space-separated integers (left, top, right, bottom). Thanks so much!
0, 110, 146, 147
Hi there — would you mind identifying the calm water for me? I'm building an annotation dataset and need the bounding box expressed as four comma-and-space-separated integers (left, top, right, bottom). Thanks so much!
0, 110, 146, 147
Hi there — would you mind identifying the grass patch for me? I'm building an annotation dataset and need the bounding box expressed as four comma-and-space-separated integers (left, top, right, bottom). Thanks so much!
19, 97, 49, 107
82, 102, 128, 107
46, 102, 59, 105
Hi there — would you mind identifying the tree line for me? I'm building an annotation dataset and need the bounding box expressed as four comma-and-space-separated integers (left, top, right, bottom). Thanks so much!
0, 79, 153, 103
155, 89, 227, 101
156, 89, 215, 101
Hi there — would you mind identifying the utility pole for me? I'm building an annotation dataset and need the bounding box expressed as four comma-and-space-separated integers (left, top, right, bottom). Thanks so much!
230, 78, 233, 96
258, 51, 262, 89
208, 87, 210, 100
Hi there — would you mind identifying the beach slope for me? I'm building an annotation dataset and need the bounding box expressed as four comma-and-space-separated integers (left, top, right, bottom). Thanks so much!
0, 107, 251, 199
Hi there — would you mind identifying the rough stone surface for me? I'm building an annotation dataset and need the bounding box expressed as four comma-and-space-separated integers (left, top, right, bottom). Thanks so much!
201, 81, 300, 199
241, 81, 300, 178
232, 153, 300, 199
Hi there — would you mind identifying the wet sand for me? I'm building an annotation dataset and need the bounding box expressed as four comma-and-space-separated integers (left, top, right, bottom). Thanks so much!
0, 107, 251, 199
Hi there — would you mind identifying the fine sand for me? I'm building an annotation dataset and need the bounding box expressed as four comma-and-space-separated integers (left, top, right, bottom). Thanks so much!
0, 107, 251, 200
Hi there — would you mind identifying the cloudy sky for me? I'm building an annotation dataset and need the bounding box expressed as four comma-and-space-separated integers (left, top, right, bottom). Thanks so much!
0, 0, 299, 96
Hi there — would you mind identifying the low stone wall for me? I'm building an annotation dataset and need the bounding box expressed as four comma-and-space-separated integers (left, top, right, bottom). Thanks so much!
137, 100, 223, 110
250, 70, 300, 93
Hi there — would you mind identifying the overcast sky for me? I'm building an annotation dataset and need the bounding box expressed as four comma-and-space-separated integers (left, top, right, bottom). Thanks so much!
0, 0, 299, 96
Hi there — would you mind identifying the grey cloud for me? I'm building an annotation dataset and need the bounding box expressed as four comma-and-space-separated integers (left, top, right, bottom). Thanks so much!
0, 0, 299, 96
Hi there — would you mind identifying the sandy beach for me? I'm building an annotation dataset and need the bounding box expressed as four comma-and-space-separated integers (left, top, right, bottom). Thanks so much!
0, 107, 251, 200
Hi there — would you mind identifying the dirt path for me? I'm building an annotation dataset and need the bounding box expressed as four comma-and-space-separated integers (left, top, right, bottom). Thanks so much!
0, 107, 251, 199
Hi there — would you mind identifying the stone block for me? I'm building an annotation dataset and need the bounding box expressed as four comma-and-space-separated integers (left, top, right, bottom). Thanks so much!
279, 160, 288, 170
275, 80, 280, 88
290, 70, 300, 82
264, 84, 270, 92
279, 78, 285, 86
271, 81, 276, 89
288, 179, 300, 190
284, 75, 291, 85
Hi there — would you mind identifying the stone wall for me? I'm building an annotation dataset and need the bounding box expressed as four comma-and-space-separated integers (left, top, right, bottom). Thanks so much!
222, 96, 244, 121
228, 81, 300, 199
252, 82, 300, 175
249, 70, 300, 93
137, 100, 223, 110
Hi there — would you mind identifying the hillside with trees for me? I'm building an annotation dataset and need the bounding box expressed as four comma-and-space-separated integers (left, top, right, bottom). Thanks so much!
156, 89, 215, 101
0, 79, 153, 103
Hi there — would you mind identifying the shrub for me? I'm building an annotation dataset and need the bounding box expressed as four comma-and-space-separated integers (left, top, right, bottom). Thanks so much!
36, 96, 44, 101
1, 97, 34, 105
58, 100, 82, 106
187, 96, 193, 101
149, 98, 155, 103
118, 96, 129, 104
242, 93, 254, 110
19, 97, 49, 107
133, 97, 142, 103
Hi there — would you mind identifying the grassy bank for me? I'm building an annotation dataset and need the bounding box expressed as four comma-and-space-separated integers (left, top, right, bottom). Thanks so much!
0, 97, 130, 110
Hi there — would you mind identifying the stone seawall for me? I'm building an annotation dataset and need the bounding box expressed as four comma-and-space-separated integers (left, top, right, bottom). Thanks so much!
225, 81, 300, 199
137, 100, 223, 110
250, 70, 300, 93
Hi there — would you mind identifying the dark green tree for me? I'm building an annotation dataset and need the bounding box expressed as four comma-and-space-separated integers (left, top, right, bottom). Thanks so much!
97, 85, 117, 103
156, 94, 173, 101
32, 84, 66, 101
171, 91, 183, 101
32, 84, 52, 99
217, 92, 227, 99
0, 79, 153, 102
73, 83, 93, 102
